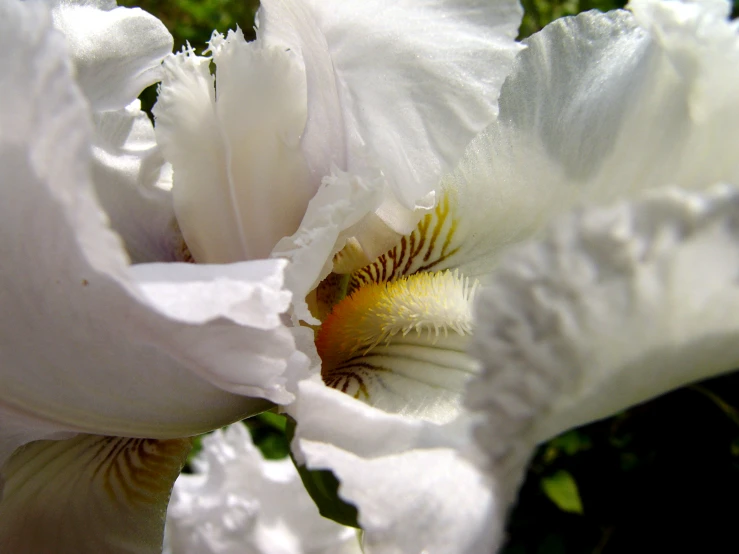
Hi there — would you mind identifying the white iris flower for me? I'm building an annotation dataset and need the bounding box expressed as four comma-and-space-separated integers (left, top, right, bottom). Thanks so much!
170, 0, 739, 552
2, 0, 739, 552
0, 0, 522, 552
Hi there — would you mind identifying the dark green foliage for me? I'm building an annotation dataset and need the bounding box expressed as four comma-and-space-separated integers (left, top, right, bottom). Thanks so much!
120, 0, 262, 115
518, 0, 627, 38
246, 411, 291, 459
504, 373, 739, 553
120, 0, 261, 50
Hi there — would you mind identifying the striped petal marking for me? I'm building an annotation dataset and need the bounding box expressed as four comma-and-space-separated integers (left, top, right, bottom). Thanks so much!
314, 192, 481, 423
0, 434, 191, 554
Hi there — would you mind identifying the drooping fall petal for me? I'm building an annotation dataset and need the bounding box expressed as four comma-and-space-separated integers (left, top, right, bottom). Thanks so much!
290, 379, 503, 554
0, 434, 191, 554
468, 185, 739, 469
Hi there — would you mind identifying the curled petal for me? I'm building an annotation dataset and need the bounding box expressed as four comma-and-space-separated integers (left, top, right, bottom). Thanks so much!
92, 100, 180, 263
273, 170, 386, 323
0, 1, 300, 452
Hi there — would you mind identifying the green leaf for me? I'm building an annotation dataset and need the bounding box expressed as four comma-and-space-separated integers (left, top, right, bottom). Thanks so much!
691, 385, 739, 428
541, 470, 584, 515
182, 434, 204, 473
284, 416, 360, 528
257, 411, 288, 433
549, 430, 592, 456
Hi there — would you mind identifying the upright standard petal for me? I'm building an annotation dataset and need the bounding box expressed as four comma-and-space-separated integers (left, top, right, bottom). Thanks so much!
154, 31, 313, 264
48, 0, 173, 111
258, 0, 524, 209
467, 186, 739, 484
166, 423, 360, 554
426, 4, 739, 279
0, 434, 190, 554
0, 1, 300, 453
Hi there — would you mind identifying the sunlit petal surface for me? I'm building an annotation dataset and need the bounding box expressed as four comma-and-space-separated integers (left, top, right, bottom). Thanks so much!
258, 0, 524, 209
49, 0, 173, 111
0, 0, 300, 457
431, 3, 739, 279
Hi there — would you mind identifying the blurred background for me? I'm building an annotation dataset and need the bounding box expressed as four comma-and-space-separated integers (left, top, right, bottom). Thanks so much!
120, 0, 739, 552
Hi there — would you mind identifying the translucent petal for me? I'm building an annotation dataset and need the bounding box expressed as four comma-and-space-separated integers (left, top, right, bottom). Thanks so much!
433, 6, 739, 278
258, 0, 524, 209
50, 0, 173, 111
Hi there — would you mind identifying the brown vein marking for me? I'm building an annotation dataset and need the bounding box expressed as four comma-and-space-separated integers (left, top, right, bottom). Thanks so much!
323, 368, 371, 400
321, 191, 461, 399
378, 254, 388, 282
347, 191, 460, 292
423, 193, 450, 262
388, 235, 407, 281
96, 437, 191, 506
322, 355, 393, 401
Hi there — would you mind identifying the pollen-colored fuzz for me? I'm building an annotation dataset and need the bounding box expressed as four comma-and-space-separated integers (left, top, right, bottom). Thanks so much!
316, 269, 479, 375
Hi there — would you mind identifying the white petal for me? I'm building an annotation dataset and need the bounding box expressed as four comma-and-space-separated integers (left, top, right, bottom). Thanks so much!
153, 47, 234, 262
467, 185, 739, 474
436, 5, 739, 278
209, 32, 312, 260
0, 1, 300, 447
273, 170, 386, 323
291, 380, 504, 554
0, 434, 190, 553
155, 31, 315, 264
50, 0, 173, 111
257, 0, 344, 189
0, 410, 77, 475
166, 423, 360, 554
92, 100, 181, 263
258, 0, 524, 209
